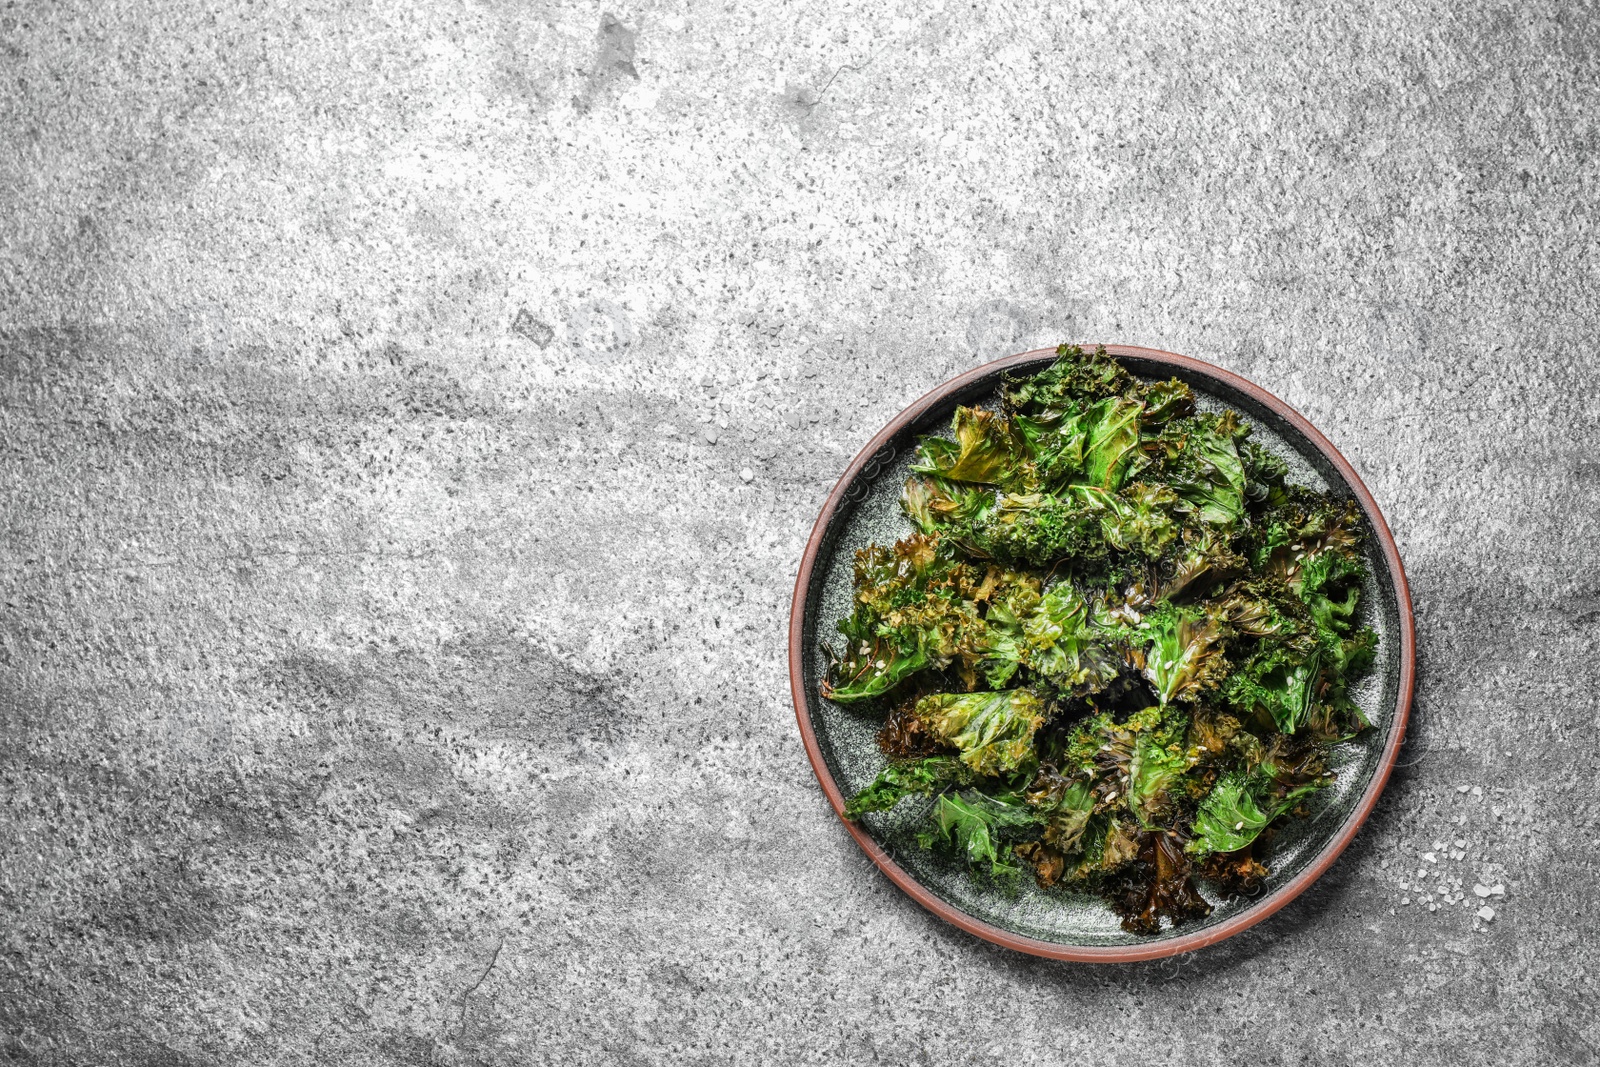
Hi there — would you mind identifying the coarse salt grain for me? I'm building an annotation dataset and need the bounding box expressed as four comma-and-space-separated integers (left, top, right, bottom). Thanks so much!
1477, 906, 1495, 922
1474, 884, 1492, 898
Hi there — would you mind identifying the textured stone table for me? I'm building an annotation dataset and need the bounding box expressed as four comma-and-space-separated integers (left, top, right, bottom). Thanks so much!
1, 2, 1594, 1064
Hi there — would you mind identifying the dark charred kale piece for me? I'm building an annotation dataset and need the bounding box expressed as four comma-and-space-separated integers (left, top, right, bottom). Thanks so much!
1108, 831, 1213, 935
828, 344, 1378, 934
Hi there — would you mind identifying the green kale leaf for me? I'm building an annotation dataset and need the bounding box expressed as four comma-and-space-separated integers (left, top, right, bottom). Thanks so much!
821, 535, 987, 702
844, 756, 973, 819
1004, 344, 1133, 414
1018, 583, 1121, 695
922, 789, 1045, 874
1224, 644, 1321, 734
911, 406, 1029, 486
1126, 715, 1197, 829
1130, 602, 1231, 706
1186, 768, 1328, 859
1154, 412, 1249, 528
914, 689, 1048, 776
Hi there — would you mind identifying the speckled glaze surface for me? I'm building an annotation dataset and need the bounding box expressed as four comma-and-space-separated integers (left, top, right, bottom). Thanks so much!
790, 345, 1416, 962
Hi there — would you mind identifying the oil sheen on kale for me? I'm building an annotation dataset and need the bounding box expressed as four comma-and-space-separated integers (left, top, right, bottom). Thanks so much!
822, 345, 1378, 936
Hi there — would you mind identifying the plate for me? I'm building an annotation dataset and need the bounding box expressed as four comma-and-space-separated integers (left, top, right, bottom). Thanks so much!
788, 345, 1415, 962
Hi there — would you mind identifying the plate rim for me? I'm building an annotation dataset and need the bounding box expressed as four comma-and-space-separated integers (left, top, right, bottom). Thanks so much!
787, 343, 1416, 963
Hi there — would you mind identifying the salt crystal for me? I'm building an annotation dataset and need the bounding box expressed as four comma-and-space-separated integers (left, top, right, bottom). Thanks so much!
1471, 786, 1483, 797
1473, 884, 1491, 898
1490, 884, 1505, 897
1453, 839, 1466, 848
1450, 850, 1465, 861
1456, 785, 1470, 793
1422, 852, 1438, 863
1401, 897, 1410, 905
1477, 905, 1495, 922
1429, 903, 1439, 912
739, 467, 754, 483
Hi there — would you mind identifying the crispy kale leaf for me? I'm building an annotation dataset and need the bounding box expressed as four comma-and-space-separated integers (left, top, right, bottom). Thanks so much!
876, 695, 948, 759
1152, 412, 1249, 528
1018, 584, 1121, 695
822, 535, 986, 702
1226, 645, 1321, 734
1025, 773, 1098, 854
914, 689, 1047, 776
911, 406, 1029, 487
1186, 764, 1328, 859
1128, 602, 1230, 706
1004, 344, 1134, 413
922, 789, 1044, 874
902, 475, 994, 538
1100, 483, 1183, 558
1082, 397, 1147, 490
1160, 525, 1248, 601
1126, 716, 1197, 829
1250, 489, 1365, 586
844, 756, 973, 818
1110, 831, 1213, 934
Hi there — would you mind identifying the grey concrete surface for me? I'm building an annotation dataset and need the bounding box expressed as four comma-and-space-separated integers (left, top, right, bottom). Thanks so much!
1, 1, 1596, 1064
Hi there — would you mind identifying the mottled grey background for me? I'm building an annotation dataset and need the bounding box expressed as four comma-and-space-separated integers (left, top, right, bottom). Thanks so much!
0, 2, 1595, 1065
